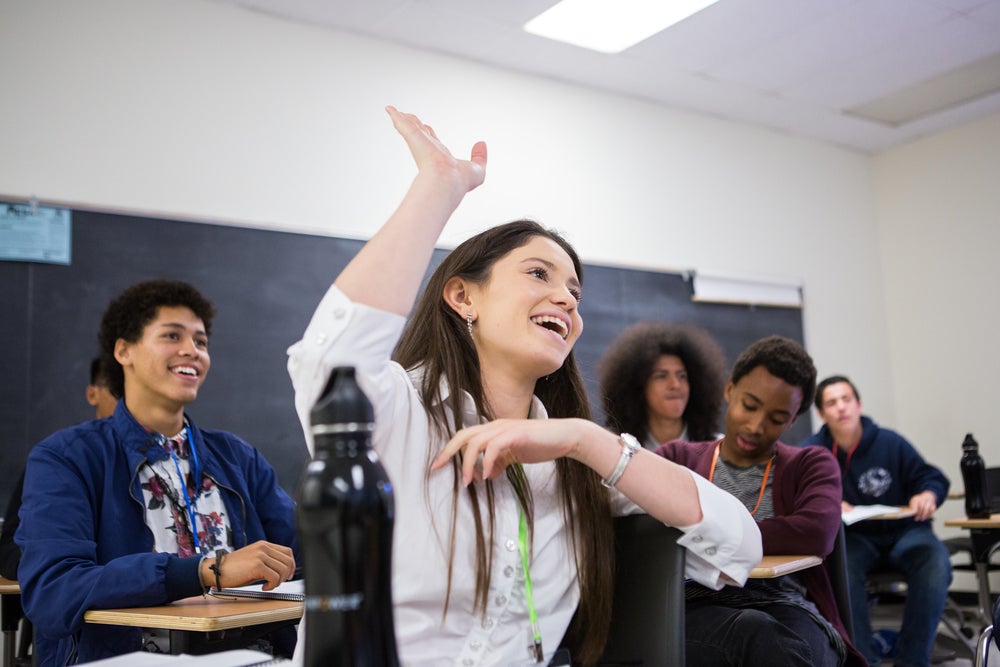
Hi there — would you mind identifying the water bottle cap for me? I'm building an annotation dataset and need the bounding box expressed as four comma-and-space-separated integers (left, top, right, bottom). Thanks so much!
310, 366, 375, 427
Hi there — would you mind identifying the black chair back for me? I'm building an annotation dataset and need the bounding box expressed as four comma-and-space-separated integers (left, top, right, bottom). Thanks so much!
827, 523, 855, 644
598, 514, 686, 666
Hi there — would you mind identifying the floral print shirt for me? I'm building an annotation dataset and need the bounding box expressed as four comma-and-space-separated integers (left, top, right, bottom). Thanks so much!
138, 426, 234, 557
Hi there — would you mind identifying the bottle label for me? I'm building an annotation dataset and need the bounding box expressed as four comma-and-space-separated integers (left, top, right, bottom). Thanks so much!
305, 592, 364, 612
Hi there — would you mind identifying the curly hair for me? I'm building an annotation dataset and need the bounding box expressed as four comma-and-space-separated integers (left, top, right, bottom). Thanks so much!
599, 321, 728, 443
97, 279, 216, 398
731, 335, 816, 417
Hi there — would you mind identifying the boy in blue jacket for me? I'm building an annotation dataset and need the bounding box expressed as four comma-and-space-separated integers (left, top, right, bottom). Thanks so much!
804, 375, 951, 667
16, 279, 298, 666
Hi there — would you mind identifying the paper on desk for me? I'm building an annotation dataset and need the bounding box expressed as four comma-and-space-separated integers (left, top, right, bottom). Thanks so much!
81, 650, 290, 665
842, 504, 903, 525
209, 579, 304, 601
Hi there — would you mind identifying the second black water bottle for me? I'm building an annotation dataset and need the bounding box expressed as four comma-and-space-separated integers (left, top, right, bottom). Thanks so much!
297, 366, 400, 666
959, 432, 990, 519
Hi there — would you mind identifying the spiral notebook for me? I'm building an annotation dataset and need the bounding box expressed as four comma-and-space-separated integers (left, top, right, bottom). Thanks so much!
208, 579, 304, 601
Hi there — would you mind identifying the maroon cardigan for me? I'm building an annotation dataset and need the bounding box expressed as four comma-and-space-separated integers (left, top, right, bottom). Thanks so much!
657, 439, 866, 666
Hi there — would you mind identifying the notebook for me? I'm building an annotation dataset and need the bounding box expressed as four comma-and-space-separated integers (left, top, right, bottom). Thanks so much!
208, 579, 304, 602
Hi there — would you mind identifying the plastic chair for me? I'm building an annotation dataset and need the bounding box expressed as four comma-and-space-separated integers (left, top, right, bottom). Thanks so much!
598, 513, 686, 666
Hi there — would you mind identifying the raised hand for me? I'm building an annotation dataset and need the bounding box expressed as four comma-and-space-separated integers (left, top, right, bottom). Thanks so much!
385, 106, 487, 197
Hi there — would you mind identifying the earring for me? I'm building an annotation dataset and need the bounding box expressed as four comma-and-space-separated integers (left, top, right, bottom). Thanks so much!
467, 312, 474, 339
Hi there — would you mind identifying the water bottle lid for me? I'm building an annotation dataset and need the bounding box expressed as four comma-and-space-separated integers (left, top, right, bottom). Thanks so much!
310, 366, 375, 427
962, 433, 978, 451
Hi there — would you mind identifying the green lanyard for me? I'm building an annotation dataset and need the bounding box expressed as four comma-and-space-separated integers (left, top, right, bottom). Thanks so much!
518, 509, 544, 663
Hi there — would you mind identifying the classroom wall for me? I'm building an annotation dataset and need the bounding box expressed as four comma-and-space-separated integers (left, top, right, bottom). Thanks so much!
872, 114, 1000, 591
2, 0, 994, 582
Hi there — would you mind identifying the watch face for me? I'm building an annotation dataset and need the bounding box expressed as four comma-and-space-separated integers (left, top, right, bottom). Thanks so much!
620, 432, 641, 453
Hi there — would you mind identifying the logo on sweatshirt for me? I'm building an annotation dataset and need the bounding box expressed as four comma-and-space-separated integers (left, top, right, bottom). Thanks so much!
858, 467, 892, 498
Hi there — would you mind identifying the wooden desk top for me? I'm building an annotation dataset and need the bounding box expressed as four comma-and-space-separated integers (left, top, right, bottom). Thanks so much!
0, 577, 20, 595
84, 595, 302, 632
749, 555, 822, 579
944, 514, 1000, 529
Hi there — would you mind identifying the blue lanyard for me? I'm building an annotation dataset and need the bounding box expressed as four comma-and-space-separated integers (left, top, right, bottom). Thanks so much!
165, 423, 203, 554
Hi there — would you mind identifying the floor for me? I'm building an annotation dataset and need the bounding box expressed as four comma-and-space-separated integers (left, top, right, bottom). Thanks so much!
869, 593, 997, 666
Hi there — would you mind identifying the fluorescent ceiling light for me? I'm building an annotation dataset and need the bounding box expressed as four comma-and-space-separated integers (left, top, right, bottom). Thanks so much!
524, 0, 720, 54
845, 51, 1000, 127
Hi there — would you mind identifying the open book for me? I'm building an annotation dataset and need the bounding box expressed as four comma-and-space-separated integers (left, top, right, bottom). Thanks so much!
83, 649, 290, 666
842, 504, 911, 526
208, 579, 304, 602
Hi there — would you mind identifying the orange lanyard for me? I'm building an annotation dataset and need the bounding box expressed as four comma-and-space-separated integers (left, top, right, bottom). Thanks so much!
709, 440, 774, 517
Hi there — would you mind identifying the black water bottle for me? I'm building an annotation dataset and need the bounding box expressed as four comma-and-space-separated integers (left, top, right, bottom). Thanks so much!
297, 366, 400, 666
960, 433, 990, 519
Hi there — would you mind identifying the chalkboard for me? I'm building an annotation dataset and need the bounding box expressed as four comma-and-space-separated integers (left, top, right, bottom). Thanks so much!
0, 207, 807, 506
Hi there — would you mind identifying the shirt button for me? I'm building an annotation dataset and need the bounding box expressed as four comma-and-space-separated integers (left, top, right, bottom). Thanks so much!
333, 308, 346, 319
495, 595, 507, 607
503, 565, 514, 577
705, 546, 717, 556
483, 617, 495, 629
316, 334, 328, 345
505, 539, 517, 552
691, 535, 703, 543
471, 641, 482, 650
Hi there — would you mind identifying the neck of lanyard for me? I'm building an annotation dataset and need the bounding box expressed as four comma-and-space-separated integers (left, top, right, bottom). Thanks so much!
709, 440, 774, 517
831, 438, 859, 470
518, 509, 544, 663
166, 423, 203, 554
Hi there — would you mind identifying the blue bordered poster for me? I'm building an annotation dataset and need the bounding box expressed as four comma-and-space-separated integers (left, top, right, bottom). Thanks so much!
0, 201, 72, 264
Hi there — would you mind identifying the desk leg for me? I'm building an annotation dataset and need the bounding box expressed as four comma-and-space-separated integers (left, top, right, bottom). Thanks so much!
968, 528, 998, 628
1, 594, 24, 667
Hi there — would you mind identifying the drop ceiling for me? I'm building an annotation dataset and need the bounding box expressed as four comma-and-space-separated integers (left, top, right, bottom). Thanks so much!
214, 0, 1000, 153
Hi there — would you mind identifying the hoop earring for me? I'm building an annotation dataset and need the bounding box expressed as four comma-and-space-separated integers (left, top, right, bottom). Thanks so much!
467, 312, 474, 339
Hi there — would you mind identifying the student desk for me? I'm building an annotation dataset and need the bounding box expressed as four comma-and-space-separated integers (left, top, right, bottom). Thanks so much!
944, 513, 1000, 627
84, 595, 302, 655
0, 577, 22, 667
749, 555, 823, 578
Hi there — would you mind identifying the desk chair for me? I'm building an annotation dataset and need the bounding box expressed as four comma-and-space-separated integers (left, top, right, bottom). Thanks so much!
865, 565, 977, 659
946, 466, 1000, 626
827, 524, 855, 644
598, 514, 685, 666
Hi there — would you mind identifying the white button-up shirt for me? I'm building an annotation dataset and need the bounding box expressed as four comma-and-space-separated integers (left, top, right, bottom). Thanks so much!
288, 285, 759, 666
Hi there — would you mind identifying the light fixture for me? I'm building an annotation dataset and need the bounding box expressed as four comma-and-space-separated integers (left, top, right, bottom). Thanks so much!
524, 0, 720, 54
692, 273, 803, 308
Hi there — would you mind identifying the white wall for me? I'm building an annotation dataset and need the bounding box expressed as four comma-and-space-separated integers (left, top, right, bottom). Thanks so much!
873, 114, 1000, 591
1, 0, 994, 582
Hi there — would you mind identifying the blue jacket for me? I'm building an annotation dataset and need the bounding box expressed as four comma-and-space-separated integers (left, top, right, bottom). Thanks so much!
16, 402, 298, 666
803, 415, 949, 534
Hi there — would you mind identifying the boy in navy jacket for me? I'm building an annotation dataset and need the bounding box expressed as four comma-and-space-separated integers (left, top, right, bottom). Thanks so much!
804, 375, 951, 667
17, 280, 298, 666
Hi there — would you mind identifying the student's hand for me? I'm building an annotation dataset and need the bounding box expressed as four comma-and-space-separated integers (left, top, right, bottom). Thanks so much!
909, 490, 938, 521
841, 500, 854, 514
385, 105, 487, 196
432, 418, 591, 486
200, 541, 296, 591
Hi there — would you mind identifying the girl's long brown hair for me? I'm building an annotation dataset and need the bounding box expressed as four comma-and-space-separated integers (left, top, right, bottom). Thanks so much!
393, 220, 614, 665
